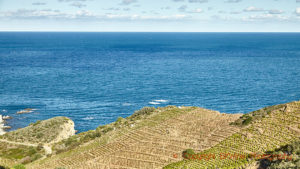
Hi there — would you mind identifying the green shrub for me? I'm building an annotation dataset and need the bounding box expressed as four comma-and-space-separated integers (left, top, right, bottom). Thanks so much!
20, 156, 32, 164
182, 149, 195, 159
242, 116, 253, 125
33, 120, 41, 126
102, 127, 113, 133
12, 164, 26, 169
65, 137, 77, 146
130, 107, 155, 119
96, 126, 113, 134
31, 153, 43, 161
37, 143, 43, 151
116, 117, 124, 123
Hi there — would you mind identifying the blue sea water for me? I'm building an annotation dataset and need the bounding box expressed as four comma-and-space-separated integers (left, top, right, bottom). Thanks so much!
0, 32, 300, 132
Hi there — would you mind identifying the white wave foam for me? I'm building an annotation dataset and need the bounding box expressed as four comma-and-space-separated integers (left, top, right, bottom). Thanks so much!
149, 102, 161, 105
82, 116, 95, 120
154, 99, 168, 103
122, 103, 133, 106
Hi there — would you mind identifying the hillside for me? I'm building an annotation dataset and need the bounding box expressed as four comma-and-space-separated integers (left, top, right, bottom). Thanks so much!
0, 117, 75, 168
0, 101, 299, 169
164, 101, 300, 169
25, 106, 241, 169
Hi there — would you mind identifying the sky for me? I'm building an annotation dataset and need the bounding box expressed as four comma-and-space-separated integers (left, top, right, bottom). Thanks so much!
0, 0, 300, 32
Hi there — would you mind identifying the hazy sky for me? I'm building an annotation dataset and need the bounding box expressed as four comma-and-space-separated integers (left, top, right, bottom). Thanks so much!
0, 0, 300, 32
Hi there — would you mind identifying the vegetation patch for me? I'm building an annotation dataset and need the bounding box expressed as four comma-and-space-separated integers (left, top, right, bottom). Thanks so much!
0, 142, 44, 165
129, 107, 156, 120
182, 149, 196, 159
0, 117, 71, 144
230, 103, 286, 127
11, 164, 26, 169
258, 140, 300, 169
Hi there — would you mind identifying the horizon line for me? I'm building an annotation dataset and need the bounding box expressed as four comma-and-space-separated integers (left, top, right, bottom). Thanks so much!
1, 31, 300, 33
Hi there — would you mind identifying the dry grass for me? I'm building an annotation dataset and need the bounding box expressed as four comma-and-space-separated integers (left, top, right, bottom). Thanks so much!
0, 117, 71, 144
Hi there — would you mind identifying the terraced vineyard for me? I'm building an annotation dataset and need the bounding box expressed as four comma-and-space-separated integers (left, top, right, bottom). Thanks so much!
27, 106, 241, 169
164, 101, 300, 169
2, 101, 299, 169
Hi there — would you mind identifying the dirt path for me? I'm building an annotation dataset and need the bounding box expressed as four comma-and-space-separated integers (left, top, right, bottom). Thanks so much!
0, 139, 37, 147
0, 139, 52, 155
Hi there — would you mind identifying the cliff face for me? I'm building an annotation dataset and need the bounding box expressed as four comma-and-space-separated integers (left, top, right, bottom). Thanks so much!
0, 115, 5, 135
51, 119, 75, 143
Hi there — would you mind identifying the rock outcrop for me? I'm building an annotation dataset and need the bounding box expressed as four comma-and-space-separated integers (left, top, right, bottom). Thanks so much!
2, 116, 12, 120
51, 119, 75, 143
17, 108, 36, 114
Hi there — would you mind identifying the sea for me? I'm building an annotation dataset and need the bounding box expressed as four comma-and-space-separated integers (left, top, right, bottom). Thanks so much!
0, 32, 300, 133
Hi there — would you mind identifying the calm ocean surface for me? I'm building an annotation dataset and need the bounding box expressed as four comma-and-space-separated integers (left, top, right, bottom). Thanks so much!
0, 32, 300, 132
